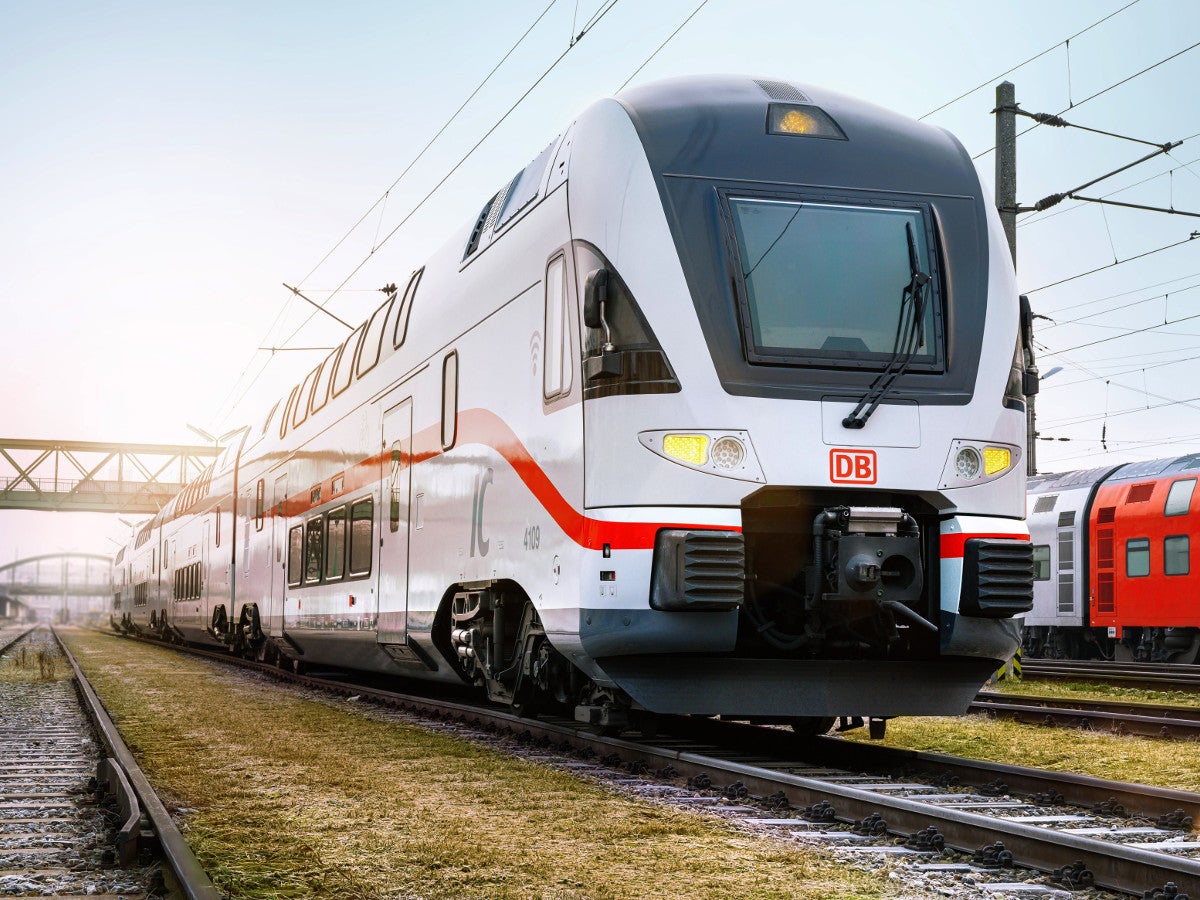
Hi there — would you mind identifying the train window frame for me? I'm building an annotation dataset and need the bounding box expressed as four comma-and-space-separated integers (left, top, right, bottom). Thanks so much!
279, 384, 300, 440
393, 267, 423, 349
215, 509, 221, 547
1165, 534, 1190, 576
720, 188, 946, 373
357, 293, 396, 379
287, 525, 303, 588
348, 497, 373, 577
1032, 545, 1050, 581
543, 253, 572, 400
312, 346, 341, 415
255, 479, 265, 532
325, 505, 347, 581
1126, 537, 1151, 578
293, 363, 321, 430
1165, 478, 1195, 516
303, 515, 324, 585
331, 323, 367, 399
441, 351, 458, 450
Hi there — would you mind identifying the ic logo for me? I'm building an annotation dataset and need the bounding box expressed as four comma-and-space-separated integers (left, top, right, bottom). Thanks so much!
830, 448, 877, 485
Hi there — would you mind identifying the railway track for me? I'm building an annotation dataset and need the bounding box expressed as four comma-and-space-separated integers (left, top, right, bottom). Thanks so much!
972, 691, 1200, 740
91, 628, 1200, 897
1022, 658, 1200, 691
0, 626, 218, 899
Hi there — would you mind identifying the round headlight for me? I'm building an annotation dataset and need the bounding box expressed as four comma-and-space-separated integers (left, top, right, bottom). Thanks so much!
711, 436, 746, 469
955, 447, 982, 480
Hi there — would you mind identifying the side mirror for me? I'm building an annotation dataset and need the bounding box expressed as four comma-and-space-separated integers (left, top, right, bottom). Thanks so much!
583, 268, 609, 330
1019, 294, 1034, 351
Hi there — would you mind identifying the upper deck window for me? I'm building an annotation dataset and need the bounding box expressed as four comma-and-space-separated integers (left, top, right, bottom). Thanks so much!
1165, 478, 1195, 516
727, 196, 942, 371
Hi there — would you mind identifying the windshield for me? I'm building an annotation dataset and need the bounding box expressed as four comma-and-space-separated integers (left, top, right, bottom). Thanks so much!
728, 197, 940, 368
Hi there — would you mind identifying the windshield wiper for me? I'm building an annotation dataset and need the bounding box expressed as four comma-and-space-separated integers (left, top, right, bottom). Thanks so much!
842, 222, 931, 429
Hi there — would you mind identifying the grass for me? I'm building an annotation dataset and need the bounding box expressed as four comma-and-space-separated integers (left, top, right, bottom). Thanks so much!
60, 629, 901, 900
0, 640, 70, 683
983, 675, 1199, 708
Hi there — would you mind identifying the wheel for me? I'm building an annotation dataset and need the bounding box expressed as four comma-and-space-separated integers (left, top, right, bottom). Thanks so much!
788, 717, 836, 738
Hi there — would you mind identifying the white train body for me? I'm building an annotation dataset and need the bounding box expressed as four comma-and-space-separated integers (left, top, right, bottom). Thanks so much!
114, 76, 1033, 725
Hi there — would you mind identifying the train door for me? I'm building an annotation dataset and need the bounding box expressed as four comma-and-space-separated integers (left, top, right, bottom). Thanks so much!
268, 472, 288, 636
376, 399, 413, 645
201, 521, 211, 628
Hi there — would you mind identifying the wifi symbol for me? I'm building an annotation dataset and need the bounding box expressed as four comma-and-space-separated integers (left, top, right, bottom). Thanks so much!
529, 331, 541, 375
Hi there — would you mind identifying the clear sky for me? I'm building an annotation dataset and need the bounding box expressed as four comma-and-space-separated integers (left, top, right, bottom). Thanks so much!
2, 0, 1199, 559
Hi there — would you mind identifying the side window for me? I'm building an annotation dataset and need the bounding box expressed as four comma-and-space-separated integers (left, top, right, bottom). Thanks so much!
1165, 478, 1195, 516
544, 255, 571, 399
1032, 545, 1050, 581
389, 441, 404, 533
442, 352, 458, 450
280, 384, 300, 440
1165, 535, 1190, 576
255, 479, 265, 531
287, 526, 303, 587
215, 510, 221, 547
325, 506, 347, 580
357, 295, 395, 378
348, 498, 373, 576
304, 516, 324, 585
312, 347, 340, 414
1126, 537, 1150, 578
293, 364, 320, 429
393, 268, 423, 349
332, 324, 367, 398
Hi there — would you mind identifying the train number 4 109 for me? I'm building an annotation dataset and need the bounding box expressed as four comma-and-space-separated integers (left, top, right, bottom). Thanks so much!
523, 525, 541, 550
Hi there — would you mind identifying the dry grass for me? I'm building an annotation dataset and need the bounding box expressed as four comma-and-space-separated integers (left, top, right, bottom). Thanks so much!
984, 675, 1200, 709
0, 641, 69, 683
60, 629, 898, 900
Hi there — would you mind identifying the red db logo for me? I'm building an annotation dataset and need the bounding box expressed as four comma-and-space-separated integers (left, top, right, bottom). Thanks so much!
830, 449, 877, 485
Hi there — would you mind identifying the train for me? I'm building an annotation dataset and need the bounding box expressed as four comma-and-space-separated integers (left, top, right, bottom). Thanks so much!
1024, 454, 1200, 663
111, 74, 1035, 736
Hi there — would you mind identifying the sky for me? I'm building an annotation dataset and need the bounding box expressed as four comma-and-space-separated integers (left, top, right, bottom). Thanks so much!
2, 0, 1200, 560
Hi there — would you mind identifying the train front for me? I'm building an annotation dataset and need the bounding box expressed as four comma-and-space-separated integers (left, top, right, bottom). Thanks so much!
564, 76, 1033, 727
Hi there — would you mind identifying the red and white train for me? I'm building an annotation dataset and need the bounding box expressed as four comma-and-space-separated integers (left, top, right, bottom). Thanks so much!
113, 75, 1034, 733
1025, 455, 1200, 663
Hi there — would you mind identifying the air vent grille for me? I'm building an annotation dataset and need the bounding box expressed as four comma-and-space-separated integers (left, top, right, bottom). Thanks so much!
754, 79, 811, 103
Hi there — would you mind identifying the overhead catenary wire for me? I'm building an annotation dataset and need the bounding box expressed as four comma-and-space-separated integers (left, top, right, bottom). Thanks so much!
616, 0, 711, 91
1024, 232, 1200, 294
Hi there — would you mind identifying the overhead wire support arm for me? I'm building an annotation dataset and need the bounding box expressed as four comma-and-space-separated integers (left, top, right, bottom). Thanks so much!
1065, 195, 1200, 219
281, 283, 354, 330
1013, 140, 1184, 214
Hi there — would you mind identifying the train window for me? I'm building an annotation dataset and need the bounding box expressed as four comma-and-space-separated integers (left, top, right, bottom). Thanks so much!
293, 364, 320, 430
441, 352, 458, 450
280, 384, 300, 440
496, 140, 556, 231
255, 479, 265, 531
544, 254, 572, 399
287, 525, 303, 588
262, 398, 281, 436
727, 196, 942, 370
1165, 478, 1195, 516
393, 268, 423, 349
1032, 546, 1050, 581
325, 506, 346, 581
464, 192, 500, 259
357, 294, 395, 379
389, 441, 404, 533
1126, 538, 1150, 578
348, 498, 373, 577
1165, 535, 1190, 576
331, 324, 367, 398
312, 347, 340, 415
215, 509, 221, 547
304, 516, 324, 585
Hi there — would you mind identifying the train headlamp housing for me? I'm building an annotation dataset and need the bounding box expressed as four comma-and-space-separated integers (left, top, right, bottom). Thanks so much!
767, 103, 847, 140
939, 440, 1019, 489
640, 430, 765, 483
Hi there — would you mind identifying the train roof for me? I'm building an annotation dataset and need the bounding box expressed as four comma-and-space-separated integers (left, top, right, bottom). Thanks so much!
1030, 452, 1200, 496
1104, 452, 1200, 483
1027, 465, 1123, 494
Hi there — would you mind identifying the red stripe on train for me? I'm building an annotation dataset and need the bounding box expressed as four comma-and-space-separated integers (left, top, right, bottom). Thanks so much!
939, 533, 1030, 559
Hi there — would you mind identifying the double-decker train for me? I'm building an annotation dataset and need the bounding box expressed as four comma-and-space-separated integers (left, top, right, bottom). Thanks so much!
1025, 454, 1200, 663
112, 75, 1034, 734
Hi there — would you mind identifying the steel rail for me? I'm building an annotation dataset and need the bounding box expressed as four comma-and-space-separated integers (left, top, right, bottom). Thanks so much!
972, 692, 1200, 740
96, 628, 1200, 896
0, 624, 37, 656
54, 628, 221, 900
1021, 658, 1200, 692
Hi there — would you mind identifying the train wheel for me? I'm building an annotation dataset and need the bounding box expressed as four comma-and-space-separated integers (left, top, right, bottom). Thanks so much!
788, 717, 836, 738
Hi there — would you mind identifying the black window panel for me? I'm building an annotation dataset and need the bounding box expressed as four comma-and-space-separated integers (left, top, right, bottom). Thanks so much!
442, 352, 458, 450
304, 517, 323, 585
325, 506, 347, 580
287, 525, 304, 588
255, 480, 265, 531
1126, 537, 1150, 578
1165, 535, 1190, 576
349, 498, 373, 576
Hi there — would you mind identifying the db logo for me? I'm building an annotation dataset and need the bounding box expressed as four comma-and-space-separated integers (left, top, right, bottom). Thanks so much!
830, 448, 877, 485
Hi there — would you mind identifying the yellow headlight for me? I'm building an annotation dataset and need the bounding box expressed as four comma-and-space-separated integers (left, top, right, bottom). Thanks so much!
983, 447, 1012, 476
663, 434, 709, 466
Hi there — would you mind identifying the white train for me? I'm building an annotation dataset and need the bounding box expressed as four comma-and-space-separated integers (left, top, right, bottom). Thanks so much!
113, 75, 1034, 734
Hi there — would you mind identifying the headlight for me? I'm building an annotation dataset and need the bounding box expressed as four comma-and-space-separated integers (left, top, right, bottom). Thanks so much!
662, 434, 709, 466
639, 430, 765, 483
711, 436, 746, 469
940, 441, 1019, 489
